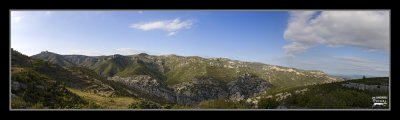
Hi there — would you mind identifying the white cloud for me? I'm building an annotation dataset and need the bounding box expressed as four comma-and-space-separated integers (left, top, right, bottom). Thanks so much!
130, 18, 194, 36
282, 42, 315, 58
283, 11, 390, 57
167, 31, 177, 36
334, 56, 368, 63
334, 56, 389, 75
11, 11, 22, 22
115, 48, 146, 55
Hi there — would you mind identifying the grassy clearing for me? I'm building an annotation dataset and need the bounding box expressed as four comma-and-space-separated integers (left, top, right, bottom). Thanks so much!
67, 87, 139, 109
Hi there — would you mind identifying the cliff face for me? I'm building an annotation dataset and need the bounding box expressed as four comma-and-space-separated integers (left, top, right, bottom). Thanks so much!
227, 74, 272, 101
108, 73, 272, 105
107, 75, 176, 103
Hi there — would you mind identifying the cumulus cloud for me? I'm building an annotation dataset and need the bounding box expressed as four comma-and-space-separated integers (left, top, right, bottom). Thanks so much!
283, 11, 390, 57
130, 18, 194, 36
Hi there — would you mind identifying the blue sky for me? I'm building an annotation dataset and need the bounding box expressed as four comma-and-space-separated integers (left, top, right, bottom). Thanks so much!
10, 10, 390, 77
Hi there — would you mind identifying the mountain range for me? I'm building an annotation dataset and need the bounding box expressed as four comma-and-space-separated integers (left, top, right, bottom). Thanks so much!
11, 49, 344, 109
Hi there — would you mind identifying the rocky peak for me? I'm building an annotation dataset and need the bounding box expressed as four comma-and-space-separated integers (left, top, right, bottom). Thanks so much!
112, 54, 123, 59
38, 50, 60, 56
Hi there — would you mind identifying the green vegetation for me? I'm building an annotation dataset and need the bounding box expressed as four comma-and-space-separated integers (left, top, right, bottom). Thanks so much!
170, 104, 193, 109
128, 99, 162, 109
257, 77, 389, 109
11, 48, 32, 67
13, 49, 388, 109
68, 66, 134, 97
94, 60, 124, 77
284, 85, 373, 109
68, 88, 138, 109
127, 100, 193, 109
11, 67, 100, 109
11, 50, 103, 109
258, 98, 279, 109
165, 61, 208, 85
345, 77, 389, 85
205, 66, 237, 83
31, 51, 75, 67
198, 99, 249, 109
116, 61, 165, 81
32, 49, 342, 89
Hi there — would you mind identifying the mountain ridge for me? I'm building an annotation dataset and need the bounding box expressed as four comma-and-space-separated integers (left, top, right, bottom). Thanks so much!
16, 49, 375, 109
31, 50, 342, 88
10, 49, 344, 107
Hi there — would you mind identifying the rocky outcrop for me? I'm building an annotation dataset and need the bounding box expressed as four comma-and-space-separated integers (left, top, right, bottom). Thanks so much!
11, 81, 27, 92
109, 74, 273, 105
227, 73, 272, 101
173, 78, 228, 105
84, 79, 116, 97
108, 75, 177, 103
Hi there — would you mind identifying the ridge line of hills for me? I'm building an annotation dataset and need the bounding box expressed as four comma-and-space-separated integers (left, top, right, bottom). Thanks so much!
13, 48, 361, 109
30, 50, 339, 84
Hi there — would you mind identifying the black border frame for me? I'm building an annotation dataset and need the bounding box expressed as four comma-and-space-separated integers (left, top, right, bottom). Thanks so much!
1, 0, 398, 118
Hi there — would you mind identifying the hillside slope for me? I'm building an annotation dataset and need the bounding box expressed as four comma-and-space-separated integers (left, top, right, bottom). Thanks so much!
30, 51, 343, 105
32, 51, 342, 88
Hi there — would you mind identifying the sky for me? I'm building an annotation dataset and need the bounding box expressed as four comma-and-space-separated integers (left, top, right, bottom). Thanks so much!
10, 10, 390, 77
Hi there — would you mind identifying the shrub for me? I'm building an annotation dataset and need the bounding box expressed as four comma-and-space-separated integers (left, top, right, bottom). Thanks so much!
128, 100, 161, 109
258, 98, 279, 109
198, 99, 247, 109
